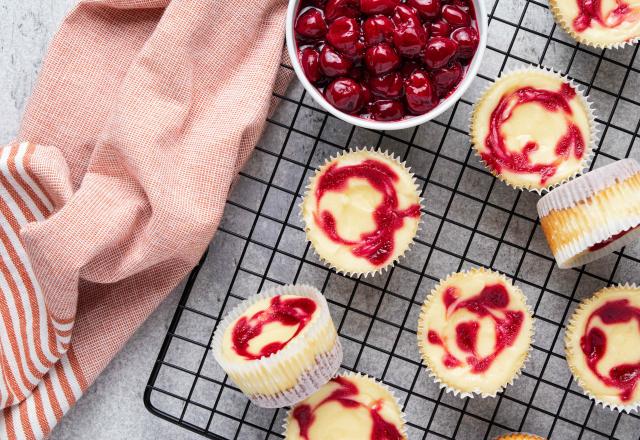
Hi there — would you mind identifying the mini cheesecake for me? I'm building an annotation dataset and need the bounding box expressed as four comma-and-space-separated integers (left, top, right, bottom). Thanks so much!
302, 149, 421, 275
550, 0, 640, 48
212, 285, 342, 408
284, 373, 407, 440
471, 68, 593, 192
537, 158, 640, 269
565, 285, 640, 411
417, 268, 534, 397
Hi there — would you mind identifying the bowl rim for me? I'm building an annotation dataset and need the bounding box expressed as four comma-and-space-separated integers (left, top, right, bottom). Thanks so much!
285, 0, 488, 131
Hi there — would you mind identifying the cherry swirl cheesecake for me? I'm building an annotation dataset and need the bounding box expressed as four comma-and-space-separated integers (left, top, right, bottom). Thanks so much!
417, 268, 534, 397
550, 0, 640, 48
211, 285, 342, 408
293, 0, 481, 121
301, 149, 422, 275
284, 373, 407, 440
565, 285, 640, 410
471, 68, 594, 192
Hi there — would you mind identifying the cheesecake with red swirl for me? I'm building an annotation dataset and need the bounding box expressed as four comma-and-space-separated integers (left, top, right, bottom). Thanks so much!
550, 0, 640, 48
212, 285, 342, 408
417, 268, 534, 397
301, 149, 421, 275
284, 373, 407, 440
565, 284, 640, 410
471, 68, 593, 192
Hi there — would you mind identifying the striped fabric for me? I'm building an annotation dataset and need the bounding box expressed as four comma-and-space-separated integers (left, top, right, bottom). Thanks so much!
2, 0, 290, 438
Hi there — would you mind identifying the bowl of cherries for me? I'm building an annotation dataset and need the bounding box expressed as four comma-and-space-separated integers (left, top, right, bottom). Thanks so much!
286, 0, 487, 130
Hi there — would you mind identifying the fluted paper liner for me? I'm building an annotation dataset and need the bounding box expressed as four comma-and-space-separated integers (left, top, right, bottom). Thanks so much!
211, 284, 342, 408
282, 372, 408, 439
470, 66, 596, 193
417, 267, 534, 398
564, 284, 640, 412
537, 158, 640, 269
549, 0, 640, 49
300, 148, 423, 277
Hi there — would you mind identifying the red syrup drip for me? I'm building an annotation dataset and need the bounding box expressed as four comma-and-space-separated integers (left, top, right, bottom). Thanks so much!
573, 0, 636, 32
231, 295, 316, 360
427, 284, 525, 374
482, 83, 586, 185
292, 376, 403, 440
314, 159, 421, 266
580, 299, 640, 402
588, 225, 640, 252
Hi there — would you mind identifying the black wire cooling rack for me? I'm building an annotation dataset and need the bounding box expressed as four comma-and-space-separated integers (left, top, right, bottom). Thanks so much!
143, 0, 640, 438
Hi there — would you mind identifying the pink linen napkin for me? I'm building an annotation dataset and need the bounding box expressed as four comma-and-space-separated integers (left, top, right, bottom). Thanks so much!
0, 0, 290, 438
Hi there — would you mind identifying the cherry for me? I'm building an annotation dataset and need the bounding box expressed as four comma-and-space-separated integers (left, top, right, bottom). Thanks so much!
429, 20, 451, 37
365, 42, 401, 75
320, 45, 353, 76
325, 78, 365, 113
324, 0, 359, 21
432, 61, 463, 97
361, 83, 373, 103
404, 69, 437, 114
392, 4, 421, 25
441, 4, 471, 28
363, 15, 395, 46
295, 8, 328, 39
451, 26, 479, 60
393, 19, 428, 57
370, 99, 405, 120
423, 36, 458, 69
369, 72, 404, 99
299, 47, 323, 83
407, 0, 441, 20
400, 60, 420, 77
360, 0, 400, 15
327, 17, 361, 56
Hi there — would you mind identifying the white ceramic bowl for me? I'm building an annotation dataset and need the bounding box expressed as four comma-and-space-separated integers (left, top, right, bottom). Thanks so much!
286, 0, 488, 131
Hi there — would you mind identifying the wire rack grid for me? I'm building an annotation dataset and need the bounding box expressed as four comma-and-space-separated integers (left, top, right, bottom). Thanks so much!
143, 0, 640, 439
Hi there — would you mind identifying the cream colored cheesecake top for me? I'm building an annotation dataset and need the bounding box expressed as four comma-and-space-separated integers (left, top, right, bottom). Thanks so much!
472, 70, 591, 191
418, 269, 533, 396
551, 0, 640, 47
566, 286, 640, 407
221, 294, 319, 364
302, 150, 421, 275
285, 374, 406, 440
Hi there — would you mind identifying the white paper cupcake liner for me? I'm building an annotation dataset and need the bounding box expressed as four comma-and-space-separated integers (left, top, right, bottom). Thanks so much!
537, 158, 640, 269
417, 267, 534, 398
211, 284, 342, 408
300, 147, 423, 278
282, 372, 408, 439
549, 0, 640, 50
564, 283, 640, 413
470, 65, 597, 194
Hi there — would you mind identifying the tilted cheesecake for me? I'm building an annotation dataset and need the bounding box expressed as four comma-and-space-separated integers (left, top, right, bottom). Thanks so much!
301, 149, 422, 275
550, 0, 640, 48
212, 285, 342, 408
565, 284, 640, 411
284, 373, 407, 440
471, 68, 594, 192
537, 158, 640, 269
417, 268, 534, 397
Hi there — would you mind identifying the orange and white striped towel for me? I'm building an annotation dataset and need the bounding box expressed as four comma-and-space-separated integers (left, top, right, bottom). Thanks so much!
1, 0, 290, 438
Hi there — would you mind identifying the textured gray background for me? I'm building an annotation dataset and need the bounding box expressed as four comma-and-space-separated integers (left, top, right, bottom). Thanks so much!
3, 1, 640, 440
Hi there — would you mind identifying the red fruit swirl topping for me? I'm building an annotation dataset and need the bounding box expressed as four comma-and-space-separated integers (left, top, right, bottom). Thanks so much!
294, 0, 480, 121
572, 0, 639, 33
580, 298, 640, 402
292, 376, 404, 440
231, 295, 317, 360
482, 82, 586, 186
588, 225, 640, 252
427, 283, 525, 374
314, 158, 420, 266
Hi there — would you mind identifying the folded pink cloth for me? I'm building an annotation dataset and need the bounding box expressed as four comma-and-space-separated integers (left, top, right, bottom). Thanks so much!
0, 0, 290, 437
